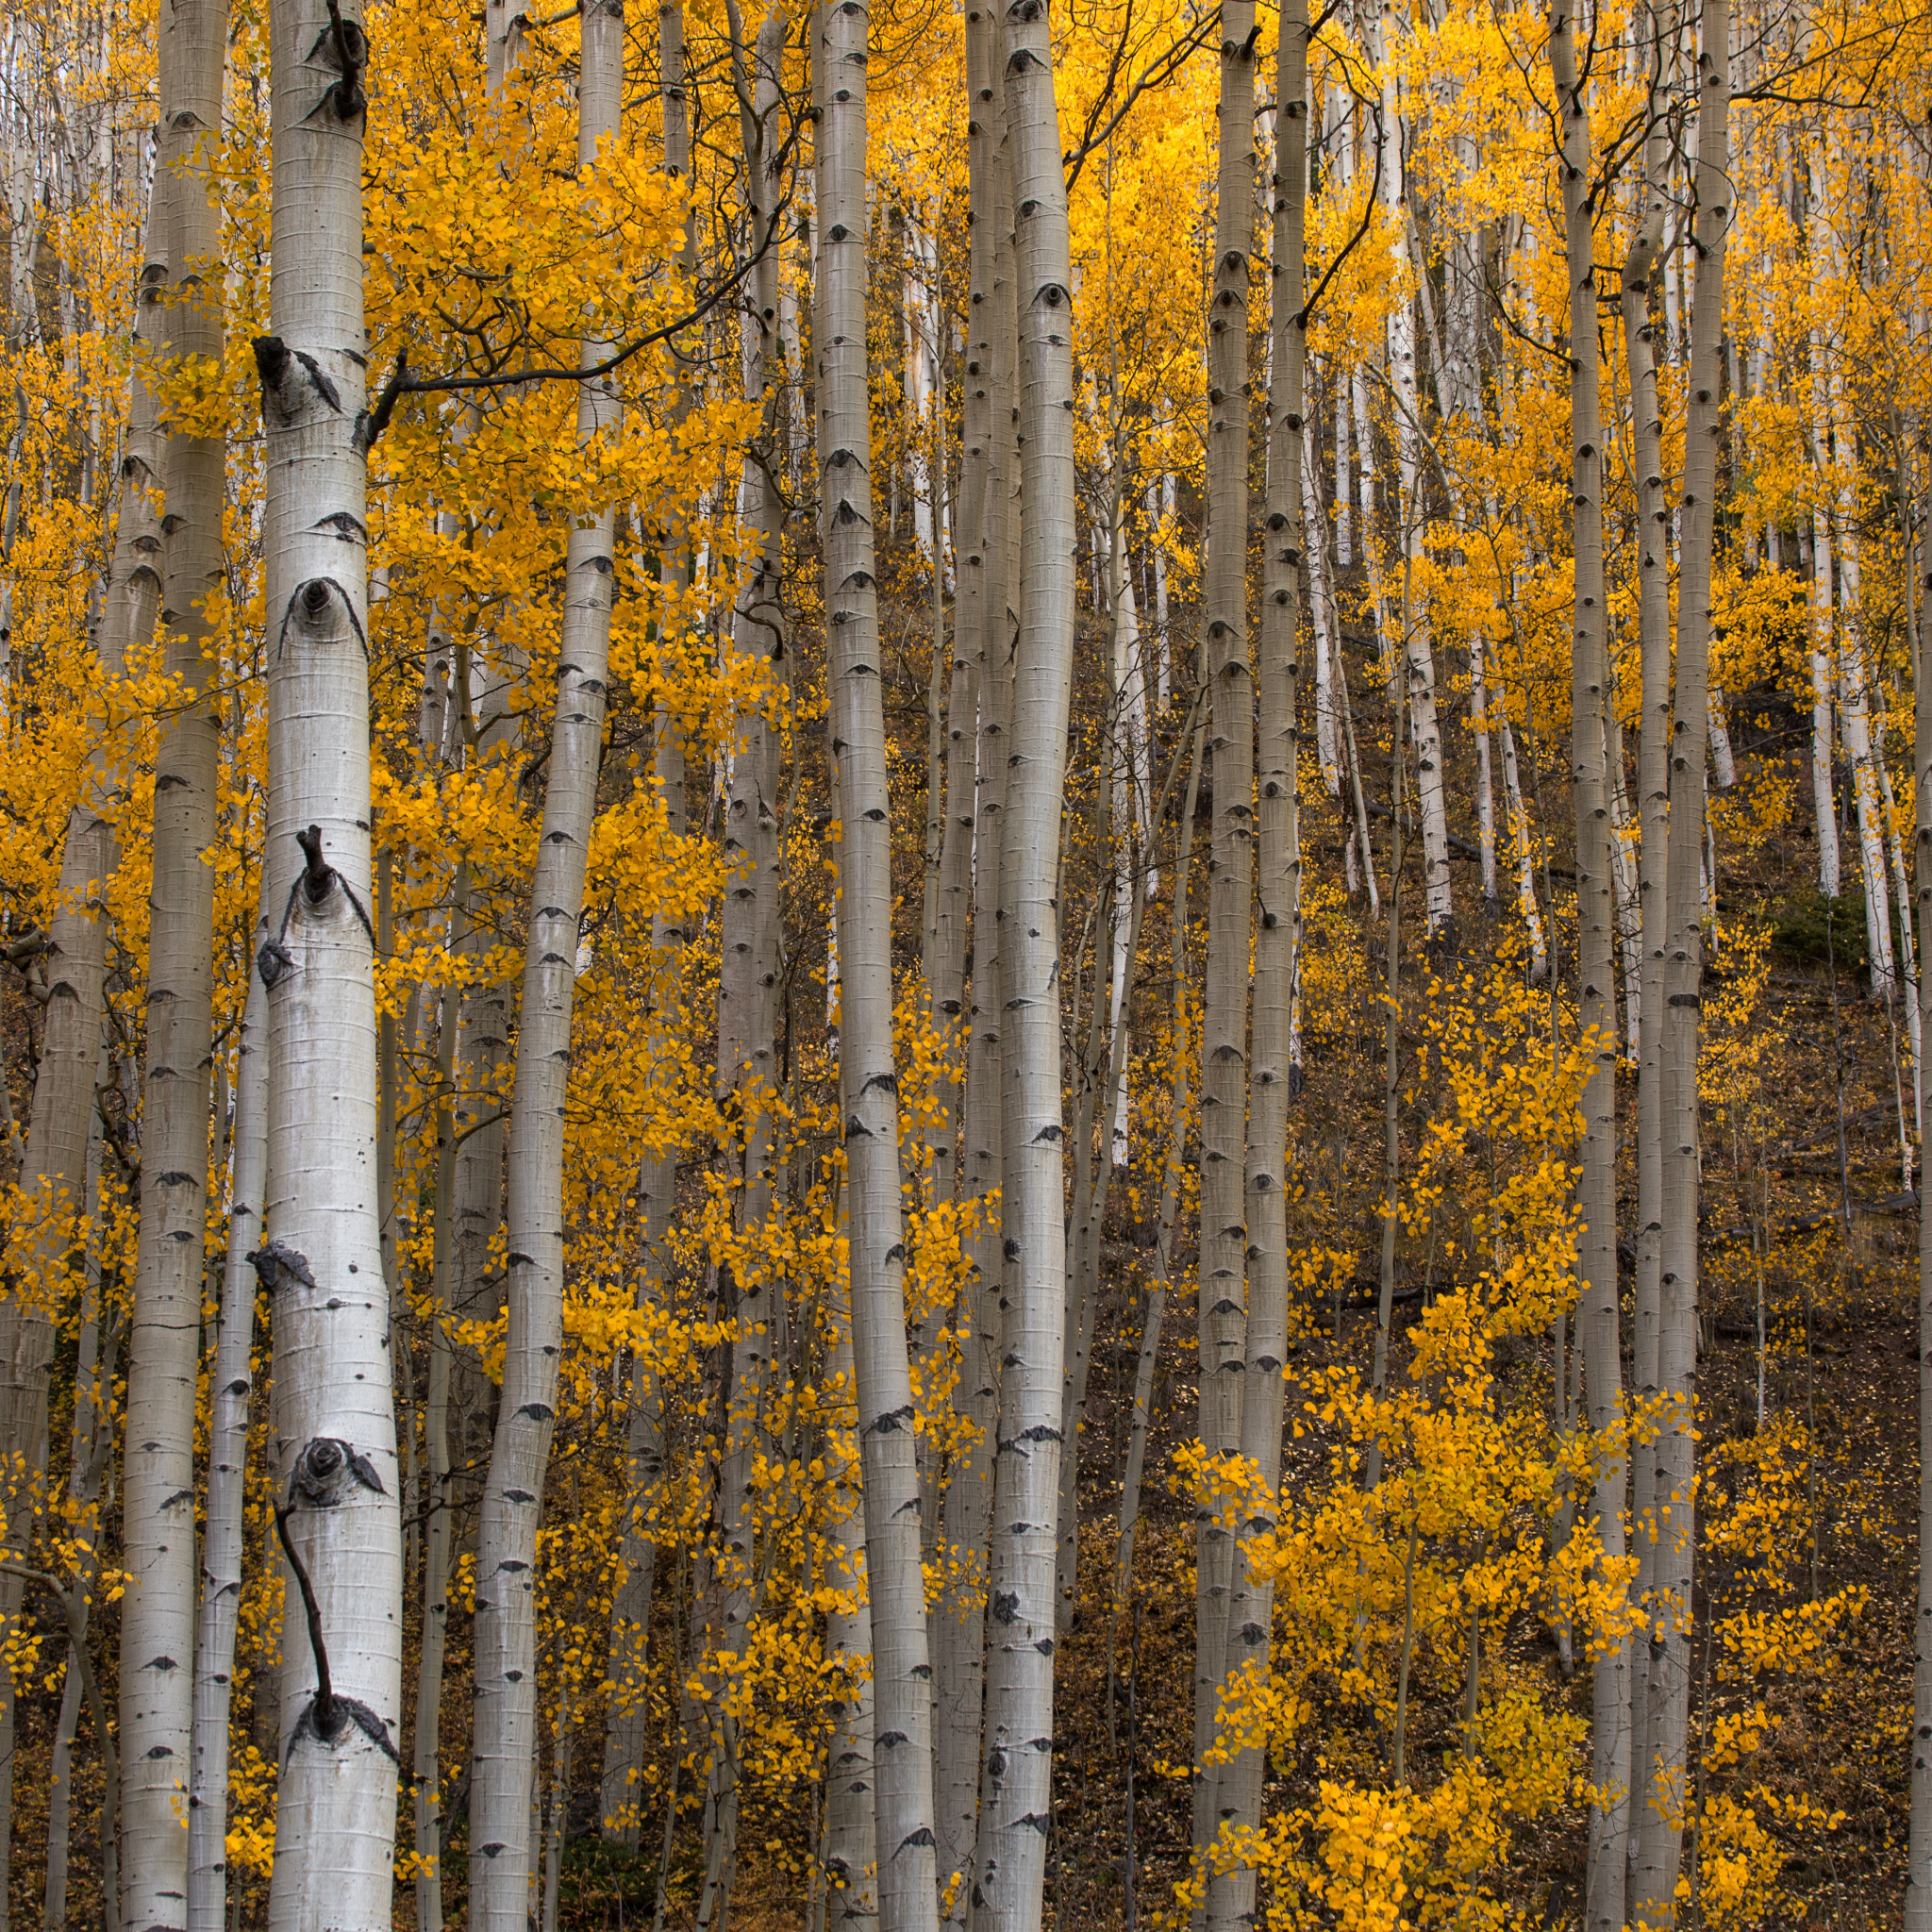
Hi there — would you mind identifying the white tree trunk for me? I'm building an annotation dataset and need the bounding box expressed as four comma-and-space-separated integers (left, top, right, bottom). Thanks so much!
1497, 710, 1546, 981
815, 8, 942, 1926
186, 952, 267, 1932
1607, 708, 1642, 1057
824, 1279, 879, 1931
1624, 94, 1674, 1866
1302, 397, 1341, 796
1471, 629, 1499, 907
1370, 34, 1450, 938
1806, 474, 1843, 898
5, 142, 161, 1932
1907, 506, 1932, 1932
1828, 484, 1896, 999
468, 8, 622, 1922
1191, 0, 1257, 1872
970, 0, 1078, 1922
1632, 1, 1727, 1916
1557, 13, 1627, 1924
256, 0, 400, 1919
121, 0, 229, 1913
600, 1, 691, 1836
936, 6, 1013, 1902
1208, 8, 1306, 1918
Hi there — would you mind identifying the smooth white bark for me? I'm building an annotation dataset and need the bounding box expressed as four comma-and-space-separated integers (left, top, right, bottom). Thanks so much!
1192, 0, 1257, 1869
257, 0, 401, 1919
122, 0, 228, 1912
468, 8, 622, 1922
971, 0, 1078, 1922
816, 8, 942, 1926
1208, 10, 1306, 1917
1555, 17, 1628, 1925
1632, 3, 1727, 1915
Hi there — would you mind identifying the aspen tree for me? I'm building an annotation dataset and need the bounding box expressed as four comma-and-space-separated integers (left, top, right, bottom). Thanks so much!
825, 1273, 880, 1932
1116, 705, 1206, 1609
816, 4, 942, 1925
1623, 21, 1674, 1882
936, 0, 1012, 1902
415, 890, 462, 1929
699, 8, 790, 1904
120, 0, 228, 1914
41, 1079, 116, 1932
1907, 515, 1932, 1932
1633, 0, 1727, 1916
0, 149, 163, 1924
1208, 1, 1306, 1918
186, 952, 267, 1932
254, 0, 402, 1915
970, 0, 1078, 1918
926, 136, 981, 1208
602, 0, 694, 1835
1553, 7, 1628, 1923
1361, 0, 1450, 938
468, 2, 623, 1918
1193, 0, 1257, 1867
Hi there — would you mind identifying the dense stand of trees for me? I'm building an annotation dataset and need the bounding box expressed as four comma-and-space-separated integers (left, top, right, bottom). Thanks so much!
0, 0, 1930, 1924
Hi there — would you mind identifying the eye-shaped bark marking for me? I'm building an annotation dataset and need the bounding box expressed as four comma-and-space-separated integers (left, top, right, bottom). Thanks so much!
274, 1506, 398, 1765
288, 1436, 387, 1508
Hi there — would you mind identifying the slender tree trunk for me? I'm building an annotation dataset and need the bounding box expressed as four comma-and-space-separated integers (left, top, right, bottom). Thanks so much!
1115, 707, 1205, 1609
44, 1090, 114, 1932
121, 0, 229, 1913
1364, 1, 1450, 940
1554, 11, 1628, 1924
935, 10, 1014, 1882
1906, 501, 1932, 1932
1208, 9, 1306, 1917
8, 150, 162, 1932
414, 932, 459, 1931
824, 1268, 879, 1932
1624, 67, 1673, 1855
1192, 0, 1257, 1873
970, 0, 1079, 1921
186, 944, 268, 1932
601, 0, 691, 1834
1633, 1, 1727, 1917
1302, 413, 1341, 798
698, 11, 792, 1907
468, 8, 622, 1922
1805, 455, 1842, 899
1607, 709, 1642, 1057
1472, 631, 1499, 907
816, 7, 941, 1925
256, 0, 400, 1917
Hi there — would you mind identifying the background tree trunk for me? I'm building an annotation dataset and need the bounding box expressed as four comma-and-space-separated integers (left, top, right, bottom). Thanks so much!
1208, 8, 1306, 1920
468, 5, 623, 1920
120, 0, 228, 1915
1553, 11, 1630, 1926
815, 4, 942, 1925
1192, 0, 1257, 1874
1633, 0, 1728, 1917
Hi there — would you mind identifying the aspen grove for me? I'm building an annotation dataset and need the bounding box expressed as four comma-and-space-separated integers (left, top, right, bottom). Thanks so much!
9, 0, 1932, 1922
